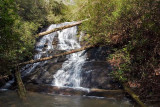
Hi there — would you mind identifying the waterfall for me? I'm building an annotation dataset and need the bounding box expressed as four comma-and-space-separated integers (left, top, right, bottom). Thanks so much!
21, 24, 58, 76
52, 25, 86, 88
23, 22, 87, 89
1, 22, 87, 90
1, 24, 58, 90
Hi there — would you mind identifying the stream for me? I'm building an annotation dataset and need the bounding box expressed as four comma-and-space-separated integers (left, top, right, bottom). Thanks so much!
0, 22, 137, 107
0, 91, 133, 107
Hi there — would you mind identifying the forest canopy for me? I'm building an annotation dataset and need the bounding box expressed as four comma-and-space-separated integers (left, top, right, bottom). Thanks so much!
68, 0, 160, 99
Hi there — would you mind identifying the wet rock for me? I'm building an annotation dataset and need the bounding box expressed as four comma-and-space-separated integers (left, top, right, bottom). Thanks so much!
25, 83, 124, 99
25, 83, 88, 96
52, 33, 59, 49
23, 45, 121, 90
81, 61, 121, 90
23, 61, 63, 84
22, 32, 121, 92
22, 48, 67, 85
0, 75, 13, 88
86, 46, 111, 61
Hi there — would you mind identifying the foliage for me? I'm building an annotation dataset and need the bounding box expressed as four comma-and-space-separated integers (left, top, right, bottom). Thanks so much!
72, 0, 160, 98
108, 47, 131, 82
0, 0, 66, 76
0, 0, 20, 75
16, 0, 67, 26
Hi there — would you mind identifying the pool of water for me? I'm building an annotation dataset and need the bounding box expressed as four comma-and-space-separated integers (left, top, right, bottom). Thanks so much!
0, 90, 134, 107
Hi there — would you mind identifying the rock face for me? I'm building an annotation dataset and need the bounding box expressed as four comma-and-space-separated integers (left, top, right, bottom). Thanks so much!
80, 46, 121, 89
23, 49, 67, 85
20, 24, 121, 92
86, 46, 111, 61
23, 62, 63, 84
81, 61, 119, 89
22, 46, 121, 90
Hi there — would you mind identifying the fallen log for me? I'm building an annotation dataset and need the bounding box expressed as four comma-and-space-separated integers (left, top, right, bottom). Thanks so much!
90, 88, 123, 93
37, 19, 88, 38
122, 84, 147, 107
18, 45, 95, 66
88, 88, 124, 98
25, 83, 124, 98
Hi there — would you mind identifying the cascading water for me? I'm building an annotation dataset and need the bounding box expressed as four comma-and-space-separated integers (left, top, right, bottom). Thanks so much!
0, 24, 58, 90
1, 22, 87, 90
52, 25, 86, 88
1, 22, 122, 96
22, 22, 86, 89
21, 24, 58, 76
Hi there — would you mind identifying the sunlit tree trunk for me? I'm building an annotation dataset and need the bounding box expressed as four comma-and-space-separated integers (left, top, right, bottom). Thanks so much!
18, 45, 95, 66
37, 19, 88, 38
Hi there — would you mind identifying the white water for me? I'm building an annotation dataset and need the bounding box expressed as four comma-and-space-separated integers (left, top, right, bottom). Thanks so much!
52, 24, 87, 88
1, 22, 88, 90
1, 22, 88, 91
0, 79, 14, 91
21, 24, 58, 76
0, 24, 58, 90
2, 22, 87, 90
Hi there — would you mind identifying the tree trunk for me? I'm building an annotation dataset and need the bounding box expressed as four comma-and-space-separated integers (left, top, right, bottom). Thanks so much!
18, 45, 95, 66
15, 66, 26, 99
122, 84, 147, 107
36, 19, 88, 38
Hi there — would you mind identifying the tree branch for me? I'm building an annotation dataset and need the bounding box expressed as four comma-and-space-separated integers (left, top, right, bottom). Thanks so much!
36, 19, 88, 38
18, 45, 95, 66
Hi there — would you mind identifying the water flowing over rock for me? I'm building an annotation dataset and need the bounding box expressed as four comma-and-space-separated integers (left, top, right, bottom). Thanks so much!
21, 22, 87, 89
52, 25, 86, 88
19, 22, 121, 92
